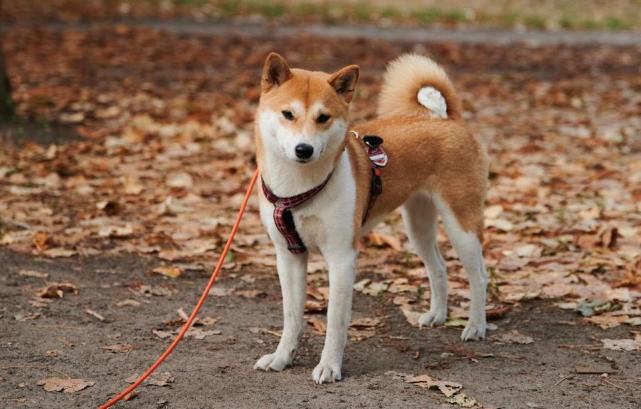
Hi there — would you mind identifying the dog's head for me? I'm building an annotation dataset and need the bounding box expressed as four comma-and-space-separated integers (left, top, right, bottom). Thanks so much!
256, 52, 359, 165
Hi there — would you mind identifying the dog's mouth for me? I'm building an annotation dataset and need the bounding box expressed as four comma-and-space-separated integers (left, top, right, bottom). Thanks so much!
296, 158, 312, 164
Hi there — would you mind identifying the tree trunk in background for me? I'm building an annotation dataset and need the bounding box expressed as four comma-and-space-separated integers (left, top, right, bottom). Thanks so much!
0, 42, 13, 121
0, 0, 13, 121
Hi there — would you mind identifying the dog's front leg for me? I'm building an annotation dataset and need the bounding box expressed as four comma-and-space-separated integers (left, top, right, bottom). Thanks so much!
254, 245, 307, 371
312, 249, 357, 384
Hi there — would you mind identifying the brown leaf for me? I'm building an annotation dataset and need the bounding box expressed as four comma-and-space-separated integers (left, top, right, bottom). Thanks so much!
42, 248, 76, 258
350, 317, 381, 329
400, 305, 421, 328
126, 371, 174, 387
407, 374, 463, 397
304, 299, 326, 313
116, 299, 141, 307
486, 305, 510, 320
130, 284, 176, 297
151, 266, 182, 279
186, 327, 222, 339
584, 314, 629, 329
491, 330, 534, 344
37, 378, 94, 393
102, 344, 133, 353
32, 232, 50, 251
307, 317, 326, 334
234, 290, 265, 298
36, 283, 78, 299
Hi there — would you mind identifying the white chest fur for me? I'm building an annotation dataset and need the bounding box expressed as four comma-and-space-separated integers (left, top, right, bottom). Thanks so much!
259, 151, 357, 254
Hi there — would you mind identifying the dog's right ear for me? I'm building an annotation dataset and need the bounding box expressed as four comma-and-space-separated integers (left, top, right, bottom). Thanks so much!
262, 52, 292, 93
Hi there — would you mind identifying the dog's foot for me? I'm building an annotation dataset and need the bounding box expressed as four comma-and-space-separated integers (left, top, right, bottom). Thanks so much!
254, 351, 292, 372
312, 360, 342, 384
417, 86, 448, 118
418, 308, 448, 327
461, 319, 487, 341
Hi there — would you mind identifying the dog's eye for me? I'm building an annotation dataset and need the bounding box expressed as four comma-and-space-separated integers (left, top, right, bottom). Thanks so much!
316, 114, 331, 123
282, 110, 294, 121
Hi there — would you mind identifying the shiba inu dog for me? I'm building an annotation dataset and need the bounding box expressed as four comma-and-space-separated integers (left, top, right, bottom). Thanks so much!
253, 52, 489, 384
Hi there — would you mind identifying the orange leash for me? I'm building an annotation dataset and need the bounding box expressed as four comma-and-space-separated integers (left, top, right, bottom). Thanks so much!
99, 169, 259, 409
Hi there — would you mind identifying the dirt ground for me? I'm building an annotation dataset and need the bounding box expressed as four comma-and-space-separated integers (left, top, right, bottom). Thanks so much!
1, 247, 640, 408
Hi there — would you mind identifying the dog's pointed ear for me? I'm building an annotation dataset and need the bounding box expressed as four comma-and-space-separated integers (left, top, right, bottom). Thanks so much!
262, 52, 292, 93
328, 65, 359, 103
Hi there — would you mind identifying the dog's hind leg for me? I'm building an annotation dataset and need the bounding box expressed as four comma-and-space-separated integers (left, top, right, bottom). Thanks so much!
254, 246, 308, 371
433, 195, 488, 341
401, 192, 449, 327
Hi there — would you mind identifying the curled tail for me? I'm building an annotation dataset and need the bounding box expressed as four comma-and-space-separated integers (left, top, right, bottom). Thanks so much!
377, 53, 462, 120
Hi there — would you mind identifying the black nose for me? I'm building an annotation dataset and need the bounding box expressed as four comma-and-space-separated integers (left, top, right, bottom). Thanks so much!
295, 143, 314, 160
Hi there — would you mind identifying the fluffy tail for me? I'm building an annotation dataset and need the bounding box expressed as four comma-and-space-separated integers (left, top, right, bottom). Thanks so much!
377, 53, 462, 120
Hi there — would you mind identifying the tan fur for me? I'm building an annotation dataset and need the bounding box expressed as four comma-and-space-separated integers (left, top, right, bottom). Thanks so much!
257, 52, 488, 243
348, 118, 488, 239
377, 53, 463, 120
255, 66, 354, 182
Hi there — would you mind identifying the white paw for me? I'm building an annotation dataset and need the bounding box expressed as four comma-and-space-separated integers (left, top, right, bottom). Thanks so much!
254, 351, 292, 372
312, 361, 342, 384
417, 86, 447, 118
461, 319, 487, 341
418, 308, 448, 327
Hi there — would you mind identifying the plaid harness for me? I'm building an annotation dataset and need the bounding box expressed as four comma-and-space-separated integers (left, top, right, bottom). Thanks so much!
261, 172, 333, 254
262, 133, 387, 254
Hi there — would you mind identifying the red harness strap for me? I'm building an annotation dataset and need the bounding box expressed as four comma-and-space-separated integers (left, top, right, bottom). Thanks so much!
262, 133, 387, 254
361, 134, 387, 223
261, 172, 333, 254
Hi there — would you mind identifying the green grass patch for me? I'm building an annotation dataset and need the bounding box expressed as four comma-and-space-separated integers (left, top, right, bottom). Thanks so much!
139, 0, 641, 31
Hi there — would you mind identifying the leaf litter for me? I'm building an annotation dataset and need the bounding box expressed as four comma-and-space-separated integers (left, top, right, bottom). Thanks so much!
0, 17, 640, 370
390, 371, 481, 407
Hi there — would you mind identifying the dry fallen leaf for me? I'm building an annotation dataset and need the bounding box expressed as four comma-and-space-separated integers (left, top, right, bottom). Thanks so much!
234, 289, 265, 298
186, 327, 222, 339
152, 329, 174, 339
18, 269, 48, 279
126, 371, 174, 387
446, 393, 478, 408
41, 248, 76, 258
116, 299, 141, 307
307, 317, 326, 335
584, 314, 629, 329
36, 282, 78, 299
151, 266, 182, 279
209, 287, 234, 297
491, 330, 534, 344
304, 299, 326, 313
407, 374, 462, 397
400, 305, 421, 328
601, 335, 641, 351
85, 308, 105, 322
130, 284, 176, 297
102, 343, 133, 353
350, 317, 381, 329
38, 378, 94, 393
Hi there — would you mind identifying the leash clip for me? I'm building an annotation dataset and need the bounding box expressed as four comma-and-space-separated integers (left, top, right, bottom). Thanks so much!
363, 135, 388, 167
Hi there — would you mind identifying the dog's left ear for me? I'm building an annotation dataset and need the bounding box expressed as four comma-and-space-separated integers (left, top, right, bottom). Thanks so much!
329, 65, 359, 103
